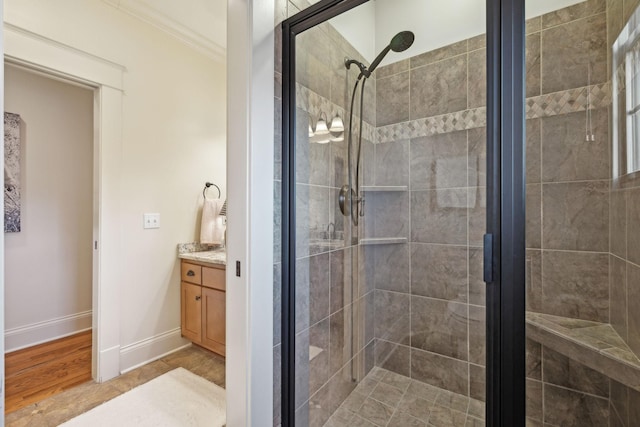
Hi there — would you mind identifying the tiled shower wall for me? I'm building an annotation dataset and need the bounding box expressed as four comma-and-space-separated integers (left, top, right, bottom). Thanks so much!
524, 1, 613, 424
524, 0, 611, 327
368, 0, 619, 425
366, 35, 489, 403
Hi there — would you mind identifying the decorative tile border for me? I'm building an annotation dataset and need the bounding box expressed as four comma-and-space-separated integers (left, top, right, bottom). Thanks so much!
296, 81, 611, 145
377, 108, 487, 143
377, 82, 611, 143
525, 82, 611, 119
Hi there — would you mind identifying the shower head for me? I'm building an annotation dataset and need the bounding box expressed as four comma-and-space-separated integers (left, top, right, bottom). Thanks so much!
390, 31, 415, 53
365, 31, 415, 77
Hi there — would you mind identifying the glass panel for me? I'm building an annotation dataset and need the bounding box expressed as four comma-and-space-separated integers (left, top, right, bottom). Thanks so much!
292, 2, 487, 425
524, 0, 635, 425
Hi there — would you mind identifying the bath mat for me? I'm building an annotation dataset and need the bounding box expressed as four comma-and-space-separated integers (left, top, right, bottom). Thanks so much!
59, 368, 226, 426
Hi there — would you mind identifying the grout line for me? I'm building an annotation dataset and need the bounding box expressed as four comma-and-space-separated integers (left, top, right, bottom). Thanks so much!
538, 9, 607, 32
377, 289, 467, 306
375, 338, 471, 366
533, 248, 611, 255
542, 380, 611, 401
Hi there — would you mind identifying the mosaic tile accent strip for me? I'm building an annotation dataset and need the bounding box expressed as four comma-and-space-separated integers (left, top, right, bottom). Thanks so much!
377, 82, 611, 144
377, 107, 487, 144
295, 81, 610, 145
525, 83, 611, 119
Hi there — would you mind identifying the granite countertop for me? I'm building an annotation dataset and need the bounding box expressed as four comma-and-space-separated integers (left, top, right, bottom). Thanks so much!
177, 243, 226, 266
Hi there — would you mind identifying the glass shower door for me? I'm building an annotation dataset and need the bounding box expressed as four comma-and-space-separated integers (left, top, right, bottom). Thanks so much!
286, 1, 489, 425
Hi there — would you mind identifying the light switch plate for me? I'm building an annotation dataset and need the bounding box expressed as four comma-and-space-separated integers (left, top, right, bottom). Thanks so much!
143, 213, 160, 229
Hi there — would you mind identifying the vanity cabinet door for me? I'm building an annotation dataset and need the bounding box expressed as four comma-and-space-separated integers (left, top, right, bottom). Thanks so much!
202, 287, 225, 356
181, 282, 202, 343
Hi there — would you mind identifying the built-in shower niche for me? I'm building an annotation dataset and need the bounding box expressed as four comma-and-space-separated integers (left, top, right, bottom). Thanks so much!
361, 186, 409, 245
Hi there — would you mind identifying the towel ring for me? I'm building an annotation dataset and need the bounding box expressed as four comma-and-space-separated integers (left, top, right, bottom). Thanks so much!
203, 182, 221, 199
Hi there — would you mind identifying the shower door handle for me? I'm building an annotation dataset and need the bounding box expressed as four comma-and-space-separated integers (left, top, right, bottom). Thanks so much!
483, 233, 493, 283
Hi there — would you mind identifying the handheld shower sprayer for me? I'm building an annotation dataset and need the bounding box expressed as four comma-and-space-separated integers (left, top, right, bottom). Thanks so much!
339, 31, 415, 226
344, 31, 415, 80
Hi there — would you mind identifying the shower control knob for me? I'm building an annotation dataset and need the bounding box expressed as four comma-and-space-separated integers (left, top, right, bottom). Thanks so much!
339, 185, 354, 217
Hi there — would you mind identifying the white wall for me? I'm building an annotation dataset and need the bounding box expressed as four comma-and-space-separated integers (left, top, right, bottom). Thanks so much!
4, 65, 94, 351
4, 0, 226, 368
327, 1, 376, 61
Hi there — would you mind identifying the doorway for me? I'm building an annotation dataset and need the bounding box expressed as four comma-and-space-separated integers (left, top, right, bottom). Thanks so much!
2, 24, 126, 403
3, 62, 95, 413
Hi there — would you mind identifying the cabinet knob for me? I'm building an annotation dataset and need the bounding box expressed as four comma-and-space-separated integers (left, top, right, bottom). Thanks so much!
187, 270, 195, 277
195, 296, 201, 301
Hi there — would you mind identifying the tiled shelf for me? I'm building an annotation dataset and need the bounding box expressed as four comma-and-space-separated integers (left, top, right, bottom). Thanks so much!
361, 186, 408, 192
360, 237, 408, 246
526, 311, 640, 391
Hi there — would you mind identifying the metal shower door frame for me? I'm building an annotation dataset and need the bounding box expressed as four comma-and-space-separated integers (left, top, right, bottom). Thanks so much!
281, 0, 526, 425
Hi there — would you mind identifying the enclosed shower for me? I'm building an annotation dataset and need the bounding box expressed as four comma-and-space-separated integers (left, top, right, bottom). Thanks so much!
275, 0, 640, 425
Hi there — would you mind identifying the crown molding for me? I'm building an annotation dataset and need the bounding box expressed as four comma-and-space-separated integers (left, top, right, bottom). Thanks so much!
102, 0, 226, 63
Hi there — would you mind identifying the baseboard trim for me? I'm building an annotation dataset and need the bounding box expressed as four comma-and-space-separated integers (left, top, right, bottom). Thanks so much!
5, 310, 93, 353
97, 345, 121, 382
119, 328, 190, 374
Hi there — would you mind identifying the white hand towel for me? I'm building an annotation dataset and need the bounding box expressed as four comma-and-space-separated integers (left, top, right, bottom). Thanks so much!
200, 198, 225, 245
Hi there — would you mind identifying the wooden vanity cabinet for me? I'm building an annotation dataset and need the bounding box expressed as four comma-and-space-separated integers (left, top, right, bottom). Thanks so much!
181, 281, 202, 342
180, 260, 225, 356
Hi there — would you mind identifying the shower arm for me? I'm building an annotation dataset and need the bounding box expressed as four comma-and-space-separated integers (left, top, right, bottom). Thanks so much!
345, 59, 368, 79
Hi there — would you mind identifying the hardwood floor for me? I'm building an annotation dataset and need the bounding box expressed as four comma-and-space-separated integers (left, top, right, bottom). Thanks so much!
5, 330, 93, 414
5, 345, 225, 427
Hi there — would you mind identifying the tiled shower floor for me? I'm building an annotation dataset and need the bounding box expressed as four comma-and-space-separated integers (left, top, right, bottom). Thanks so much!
324, 367, 485, 427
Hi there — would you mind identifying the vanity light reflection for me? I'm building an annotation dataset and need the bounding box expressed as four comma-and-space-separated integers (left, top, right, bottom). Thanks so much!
309, 113, 344, 143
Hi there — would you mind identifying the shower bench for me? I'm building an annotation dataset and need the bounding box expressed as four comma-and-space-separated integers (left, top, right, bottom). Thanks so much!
526, 312, 640, 391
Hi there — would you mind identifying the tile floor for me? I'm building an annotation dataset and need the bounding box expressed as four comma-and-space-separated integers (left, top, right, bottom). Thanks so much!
324, 367, 485, 427
6, 345, 225, 427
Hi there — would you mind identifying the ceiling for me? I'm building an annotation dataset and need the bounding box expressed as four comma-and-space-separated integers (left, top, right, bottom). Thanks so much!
102, 0, 226, 62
